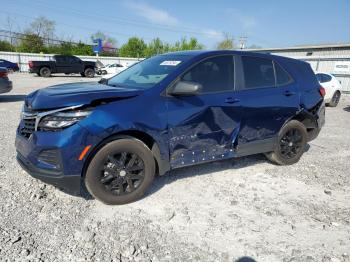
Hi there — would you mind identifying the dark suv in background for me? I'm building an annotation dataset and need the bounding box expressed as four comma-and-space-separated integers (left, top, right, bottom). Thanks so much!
28, 55, 96, 77
16, 50, 325, 205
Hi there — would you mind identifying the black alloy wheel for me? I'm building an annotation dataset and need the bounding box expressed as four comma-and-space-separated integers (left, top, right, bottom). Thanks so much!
100, 152, 145, 195
279, 128, 303, 159
264, 120, 307, 165
85, 138, 155, 205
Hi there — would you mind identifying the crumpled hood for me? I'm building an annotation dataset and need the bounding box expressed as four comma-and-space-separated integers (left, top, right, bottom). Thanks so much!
25, 82, 143, 110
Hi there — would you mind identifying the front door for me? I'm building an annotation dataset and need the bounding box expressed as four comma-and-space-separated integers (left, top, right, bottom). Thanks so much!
167, 55, 241, 168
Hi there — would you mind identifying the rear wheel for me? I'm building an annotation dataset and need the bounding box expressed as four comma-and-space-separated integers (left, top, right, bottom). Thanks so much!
40, 67, 51, 77
265, 120, 307, 165
85, 139, 155, 205
328, 91, 341, 107
84, 68, 95, 78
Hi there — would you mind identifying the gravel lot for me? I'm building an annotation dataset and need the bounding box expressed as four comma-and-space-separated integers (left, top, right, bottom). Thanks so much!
1, 73, 350, 262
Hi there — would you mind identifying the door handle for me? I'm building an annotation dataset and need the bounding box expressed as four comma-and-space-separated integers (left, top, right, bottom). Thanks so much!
225, 97, 240, 104
284, 90, 296, 96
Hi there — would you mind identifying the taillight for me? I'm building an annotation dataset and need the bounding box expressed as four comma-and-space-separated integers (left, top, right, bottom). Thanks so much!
319, 86, 326, 97
28, 61, 33, 68
0, 71, 8, 78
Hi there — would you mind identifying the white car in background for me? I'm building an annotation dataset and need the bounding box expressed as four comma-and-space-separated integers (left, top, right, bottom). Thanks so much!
315, 72, 342, 107
99, 63, 127, 75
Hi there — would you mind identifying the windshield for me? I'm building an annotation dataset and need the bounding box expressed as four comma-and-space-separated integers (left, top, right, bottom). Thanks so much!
107, 55, 191, 89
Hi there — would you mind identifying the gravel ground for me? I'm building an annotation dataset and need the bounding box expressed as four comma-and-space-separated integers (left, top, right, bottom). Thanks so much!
0, 73, 349, 262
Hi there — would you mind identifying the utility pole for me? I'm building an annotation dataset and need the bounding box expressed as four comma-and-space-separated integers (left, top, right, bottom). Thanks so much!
239, 36, 248, 50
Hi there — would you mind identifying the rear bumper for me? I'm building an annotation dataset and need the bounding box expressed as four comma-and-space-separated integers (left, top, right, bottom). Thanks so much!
0, 80, 12, 94
308, 101, 325, 141
17, 152, 81, 194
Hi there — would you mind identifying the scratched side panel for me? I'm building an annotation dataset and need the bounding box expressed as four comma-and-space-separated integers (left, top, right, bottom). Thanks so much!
167, 94, 241, 168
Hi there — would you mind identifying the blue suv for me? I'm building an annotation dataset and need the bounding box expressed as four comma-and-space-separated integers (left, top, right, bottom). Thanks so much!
16, 51, 325, 204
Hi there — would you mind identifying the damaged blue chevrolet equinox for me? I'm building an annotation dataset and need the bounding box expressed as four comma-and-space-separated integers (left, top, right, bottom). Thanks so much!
16, 51, 325, 205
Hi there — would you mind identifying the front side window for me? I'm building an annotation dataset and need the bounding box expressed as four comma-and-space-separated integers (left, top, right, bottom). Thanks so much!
181, 55, 234, 93
242, 56, 275, 89
108, 55, 191, 90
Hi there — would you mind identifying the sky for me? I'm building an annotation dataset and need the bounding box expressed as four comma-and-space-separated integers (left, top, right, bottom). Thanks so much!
1, 0, 350, 49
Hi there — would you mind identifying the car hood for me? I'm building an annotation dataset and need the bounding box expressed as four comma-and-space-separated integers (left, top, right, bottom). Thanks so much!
25, 82, 144, 110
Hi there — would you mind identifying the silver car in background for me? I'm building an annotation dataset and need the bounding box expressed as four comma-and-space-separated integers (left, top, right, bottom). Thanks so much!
0, 67, 12, 94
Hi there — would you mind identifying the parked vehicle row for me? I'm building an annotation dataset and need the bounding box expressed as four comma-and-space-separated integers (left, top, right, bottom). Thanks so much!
315, 72, 342, 107
97, 63, 127, 75
0, 59, 19, 72
28, 55, 96, 78
16, 50, 325, 205
0, 68, 12, 94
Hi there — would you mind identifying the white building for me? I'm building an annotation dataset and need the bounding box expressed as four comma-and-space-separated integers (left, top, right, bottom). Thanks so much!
250, 44, 350, 92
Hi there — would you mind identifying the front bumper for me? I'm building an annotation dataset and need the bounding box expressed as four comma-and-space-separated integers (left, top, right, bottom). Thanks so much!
15, 123, 98, 195
17, 152, 81, 194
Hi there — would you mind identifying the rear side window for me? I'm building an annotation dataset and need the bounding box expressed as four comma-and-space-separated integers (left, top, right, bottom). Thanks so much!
316, 73, 332, 83
182, 55, 234, 93
242, 56, 275, 89
274, 62, 293, 86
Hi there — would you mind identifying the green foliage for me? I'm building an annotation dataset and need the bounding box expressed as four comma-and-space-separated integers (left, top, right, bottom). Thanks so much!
119, 37, 147, 58
18, 34, 44, 53
216, 34, 235, 50
144, 38, 171, 57
119, 37, 204, 58
0, 40, 12, 52
171, 37, 204, 52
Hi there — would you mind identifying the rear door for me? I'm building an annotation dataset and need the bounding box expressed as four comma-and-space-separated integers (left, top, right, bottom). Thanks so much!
167, 55, 241, 167
232, 55, 300, 155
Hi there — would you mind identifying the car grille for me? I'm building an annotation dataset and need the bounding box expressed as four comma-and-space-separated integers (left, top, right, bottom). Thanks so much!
20, 118, 36, 138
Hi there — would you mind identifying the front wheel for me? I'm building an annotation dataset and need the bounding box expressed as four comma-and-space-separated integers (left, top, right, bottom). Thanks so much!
265, 120, 307, 165
85, 138, 155, 205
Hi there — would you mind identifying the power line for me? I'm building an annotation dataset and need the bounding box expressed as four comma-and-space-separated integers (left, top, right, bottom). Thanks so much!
4, 1, 221, 38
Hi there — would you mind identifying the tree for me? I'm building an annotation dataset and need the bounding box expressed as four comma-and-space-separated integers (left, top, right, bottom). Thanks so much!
144, 38, 171, 57
119, 37, 147, 57
172, 37, 203, 51
0, 40, 12, 52
216, 33, 235, 50
18, 34, 44, 53
26, 16, 56, 45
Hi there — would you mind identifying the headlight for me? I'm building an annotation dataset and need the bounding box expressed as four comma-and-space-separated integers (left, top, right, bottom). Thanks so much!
38, 109, 91, 130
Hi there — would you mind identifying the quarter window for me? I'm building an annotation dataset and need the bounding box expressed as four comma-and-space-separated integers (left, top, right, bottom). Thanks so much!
242, 56, 275, 89
274, 62, 293, 86
182, 56, 234, 93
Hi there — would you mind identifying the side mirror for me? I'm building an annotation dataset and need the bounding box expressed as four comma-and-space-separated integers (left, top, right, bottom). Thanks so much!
98, 78, 108, 85
168, 81, 202, 96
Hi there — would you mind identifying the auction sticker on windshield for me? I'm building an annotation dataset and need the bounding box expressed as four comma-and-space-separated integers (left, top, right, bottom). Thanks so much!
160, 61, 182, 66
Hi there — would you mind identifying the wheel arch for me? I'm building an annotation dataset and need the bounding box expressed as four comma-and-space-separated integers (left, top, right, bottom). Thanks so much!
81, 130, 170, 179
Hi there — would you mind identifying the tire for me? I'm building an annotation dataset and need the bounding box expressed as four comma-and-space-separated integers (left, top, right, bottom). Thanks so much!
80, 72, 85, 77
84, 68, 95, 78
39, 67, 51, 77
265, 120, 307, 165
36, 73, 40, 76
328, 91, 341, 107
85, 138, 155, 205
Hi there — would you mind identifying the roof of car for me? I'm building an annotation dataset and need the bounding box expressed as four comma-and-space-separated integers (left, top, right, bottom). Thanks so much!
161, 50, 299, 62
